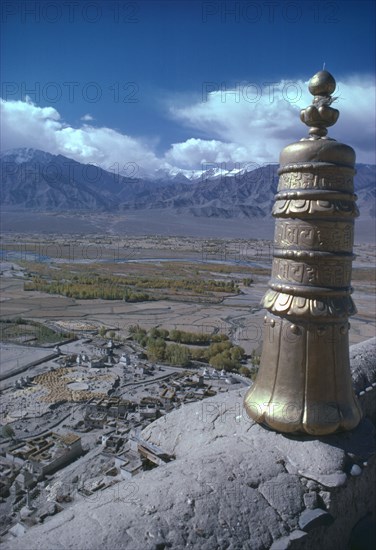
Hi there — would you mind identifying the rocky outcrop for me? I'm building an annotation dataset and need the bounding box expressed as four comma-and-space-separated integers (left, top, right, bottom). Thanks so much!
2, 339, 375, 550
350, 337, 376, 423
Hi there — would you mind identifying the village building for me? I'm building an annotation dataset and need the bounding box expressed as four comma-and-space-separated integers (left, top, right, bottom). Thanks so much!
6, 432, 83, 479
88, 355, 108, 368
84, 409, 107, 429
101, 431, 125, 454
115, 447, 143, 479
159, 387, 176, 410
0, 456, 21, 498
118, 353, 130, 366
84, 397, 135, 427
10, 465, 35, 497
114, 434, 174, 479
138, 404, 158, 420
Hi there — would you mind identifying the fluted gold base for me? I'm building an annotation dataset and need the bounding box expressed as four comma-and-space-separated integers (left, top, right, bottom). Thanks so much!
244, 314, 362, 435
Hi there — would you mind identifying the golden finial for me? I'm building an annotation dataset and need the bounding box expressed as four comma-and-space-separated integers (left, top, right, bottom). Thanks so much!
243, 70, 361, 435
300, 70, 339, 139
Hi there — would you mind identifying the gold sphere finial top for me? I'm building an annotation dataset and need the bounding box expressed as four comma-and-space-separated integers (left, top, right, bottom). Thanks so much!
300, 69, 339, 139
308, 70, 336, 96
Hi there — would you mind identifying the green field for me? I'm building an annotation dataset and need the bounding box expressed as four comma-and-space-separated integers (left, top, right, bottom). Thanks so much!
0, 318, 68, 345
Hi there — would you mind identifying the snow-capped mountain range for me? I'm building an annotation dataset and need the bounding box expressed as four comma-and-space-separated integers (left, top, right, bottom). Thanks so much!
1, 148, 375, 219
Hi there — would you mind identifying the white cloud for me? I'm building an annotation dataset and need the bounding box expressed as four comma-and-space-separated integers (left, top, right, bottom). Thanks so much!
1, 76, 375, 177
0, 98, 163, 174
81, 114, 94, 121
1, 97, 62, 153
325, 76, 376, 163
165, 138, 250, 169
168, 76, 376, 167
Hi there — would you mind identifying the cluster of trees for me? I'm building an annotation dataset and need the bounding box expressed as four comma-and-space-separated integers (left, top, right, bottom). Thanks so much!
165, 343, 191, 367
250, 349, 261, 366
125, 277, 239, 294
169, 329, 228, 346
24, 276, 151, 302
128, 325, 246, 371
24, 269, 240, 301
21, 256, 244, 307
128, 325, 149, 346
2, 424, 16, 440
189, 340, 245, 371
98, 327, 118, 339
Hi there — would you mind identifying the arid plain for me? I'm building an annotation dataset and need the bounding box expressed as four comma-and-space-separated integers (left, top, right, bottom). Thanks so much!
1, 230, 375, 361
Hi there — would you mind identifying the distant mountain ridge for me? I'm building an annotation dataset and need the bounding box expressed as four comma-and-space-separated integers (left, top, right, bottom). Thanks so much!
1, 148, 375, 219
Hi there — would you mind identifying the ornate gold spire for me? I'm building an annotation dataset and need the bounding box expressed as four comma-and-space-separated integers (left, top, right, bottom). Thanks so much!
243, 70, 362, 435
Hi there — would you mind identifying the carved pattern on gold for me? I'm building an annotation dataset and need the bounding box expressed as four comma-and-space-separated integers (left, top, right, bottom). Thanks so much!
273, 199, 359, 218
278, 170, 354, 192
274, 221, 353, 251
262, 290, 356, 320
271, 257, 352, 287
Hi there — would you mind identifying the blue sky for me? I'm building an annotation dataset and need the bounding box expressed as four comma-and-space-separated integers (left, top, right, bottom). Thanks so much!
1, 0, 375, 174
